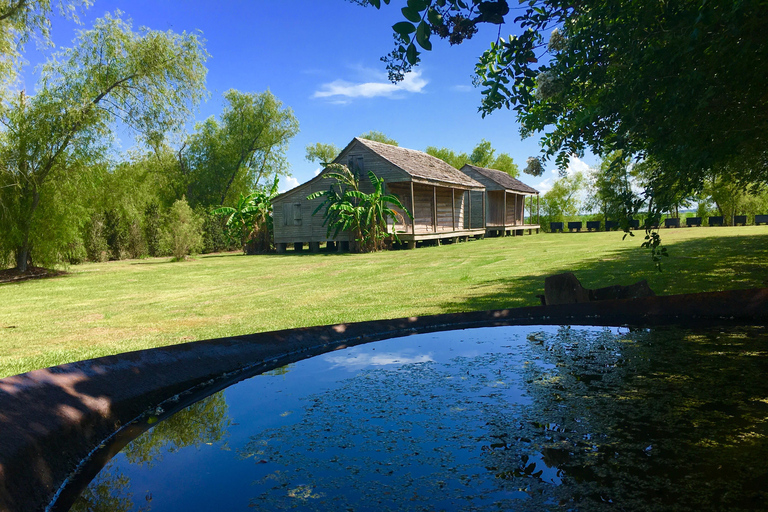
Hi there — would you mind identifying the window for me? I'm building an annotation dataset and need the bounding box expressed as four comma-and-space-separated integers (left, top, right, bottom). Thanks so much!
292, 203, 302, 226
347, 155, 364, 173
283, 203, 302, 226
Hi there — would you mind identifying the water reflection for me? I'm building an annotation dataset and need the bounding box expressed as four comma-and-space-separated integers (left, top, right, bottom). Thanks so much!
68, 325, 768, 511
70, 392, 231, 511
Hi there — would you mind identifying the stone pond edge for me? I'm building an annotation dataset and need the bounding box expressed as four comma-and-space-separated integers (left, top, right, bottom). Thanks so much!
1, 287, 767, 511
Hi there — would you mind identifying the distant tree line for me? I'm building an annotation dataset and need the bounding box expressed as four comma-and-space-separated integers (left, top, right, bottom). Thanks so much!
0, 10, 299, 270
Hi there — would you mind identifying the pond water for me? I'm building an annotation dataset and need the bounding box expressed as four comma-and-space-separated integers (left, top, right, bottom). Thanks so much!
68, 325, 768, 511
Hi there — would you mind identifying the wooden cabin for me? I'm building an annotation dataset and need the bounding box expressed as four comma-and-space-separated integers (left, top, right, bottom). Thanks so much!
459, 164, 541, 236
272, 137, 486, 252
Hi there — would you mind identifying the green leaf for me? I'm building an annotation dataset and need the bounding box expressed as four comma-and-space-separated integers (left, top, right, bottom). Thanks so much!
393, 21, 417, 37
406, 42, 419, 65
416, 21, 432, 50
427, 8, 443, 26
401, 6, 422, 23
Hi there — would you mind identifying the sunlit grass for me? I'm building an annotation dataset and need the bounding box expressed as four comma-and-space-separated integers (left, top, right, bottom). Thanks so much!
1, 226, 767, 377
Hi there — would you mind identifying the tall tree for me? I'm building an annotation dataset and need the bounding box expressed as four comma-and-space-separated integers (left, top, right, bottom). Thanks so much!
359, 130, 398, 146
426, 139, 519, 176
182, 89, 299, 207
0, 13, 208, 271
0, 0, 91, 86
362, 0, 768, 206
305, 142, 340, 166
425, 145, 469, 169
540, 172, 585, 227
586, 152, 634, 222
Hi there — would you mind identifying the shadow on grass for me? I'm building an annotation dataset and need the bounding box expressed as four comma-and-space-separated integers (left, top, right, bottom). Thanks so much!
129, 259, 176, 266
0, 266, 70, 286
439, 233, 768, 313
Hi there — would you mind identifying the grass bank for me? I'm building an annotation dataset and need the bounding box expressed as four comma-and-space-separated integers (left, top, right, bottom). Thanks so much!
1, 226, 767, 377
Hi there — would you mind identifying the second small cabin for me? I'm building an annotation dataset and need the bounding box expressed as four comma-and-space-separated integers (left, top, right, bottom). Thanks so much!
459, 164, 540, 236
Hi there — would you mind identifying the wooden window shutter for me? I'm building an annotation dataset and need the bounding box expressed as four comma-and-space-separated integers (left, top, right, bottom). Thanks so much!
293, 203, 302, 226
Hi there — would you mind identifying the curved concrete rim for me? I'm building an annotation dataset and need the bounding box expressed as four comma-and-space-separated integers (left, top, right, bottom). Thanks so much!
0, 287, 766, 511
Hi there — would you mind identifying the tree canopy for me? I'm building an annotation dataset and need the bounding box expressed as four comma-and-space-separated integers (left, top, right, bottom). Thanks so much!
305, 142, 341, 166
0, 0, 91, 86
181, 89, 299, 208
362, 0, 768, 208
359, 130, 398, 146
426, 139, 519, 176
0, 13, 208, 270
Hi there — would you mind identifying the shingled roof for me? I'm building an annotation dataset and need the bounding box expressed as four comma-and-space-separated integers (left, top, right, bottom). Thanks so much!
461, 164, 539, 194
350, 137, 483, 188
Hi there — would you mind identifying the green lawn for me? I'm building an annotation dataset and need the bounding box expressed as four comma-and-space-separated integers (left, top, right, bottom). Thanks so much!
1, 226, 767, 378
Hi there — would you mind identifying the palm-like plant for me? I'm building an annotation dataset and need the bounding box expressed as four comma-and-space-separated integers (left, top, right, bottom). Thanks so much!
308, 164, 412, 252
212, 176, 280, 254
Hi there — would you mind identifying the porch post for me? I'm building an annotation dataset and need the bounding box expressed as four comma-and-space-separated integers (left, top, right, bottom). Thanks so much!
514, 194, 518, 226
537, 193, 540, 226
503, 191, 507, 234
433, 186, 437, 232
451, 188, 456, 231
468, 189, 472, 229
410, 181, 415, 235
482, 190, 486, 230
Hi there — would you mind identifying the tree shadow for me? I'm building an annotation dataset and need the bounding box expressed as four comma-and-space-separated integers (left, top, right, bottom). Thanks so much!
482, 325, 768, 510
0, 266, 69, 285
438, 234, 768, 313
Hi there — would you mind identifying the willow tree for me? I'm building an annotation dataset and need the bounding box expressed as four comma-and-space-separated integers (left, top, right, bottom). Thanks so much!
0, 13, 208, 271
0, 0, 92, 86
181, 89, 299, 208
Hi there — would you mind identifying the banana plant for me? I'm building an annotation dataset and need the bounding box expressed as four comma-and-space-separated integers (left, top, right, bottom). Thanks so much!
308, 164, 412, 252
212, 176, 280, 253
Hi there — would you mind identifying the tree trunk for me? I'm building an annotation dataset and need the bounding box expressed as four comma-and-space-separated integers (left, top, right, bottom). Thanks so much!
14, 186, 40, 272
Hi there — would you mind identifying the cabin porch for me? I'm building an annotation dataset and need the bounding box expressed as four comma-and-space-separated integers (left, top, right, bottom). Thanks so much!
387, 181, 485, 247
484, 190, 541, 236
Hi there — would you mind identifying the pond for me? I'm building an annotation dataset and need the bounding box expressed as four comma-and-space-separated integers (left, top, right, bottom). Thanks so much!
66, 324, 768, 511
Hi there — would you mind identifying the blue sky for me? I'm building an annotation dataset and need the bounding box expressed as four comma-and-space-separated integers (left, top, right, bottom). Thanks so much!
18, 0, 594, 193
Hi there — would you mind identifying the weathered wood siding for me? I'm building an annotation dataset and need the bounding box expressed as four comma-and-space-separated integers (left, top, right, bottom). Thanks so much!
486, 190, 505, 226
436, 187, 454, 232
387, 182, 412, 234
514, 193, 526, 225
336, 140, 410, 184
460, 165, 503, 191
454, 190, 465, 230
507, 194, 522, 226
469, 190, 484, 229
412, 184, 434, 233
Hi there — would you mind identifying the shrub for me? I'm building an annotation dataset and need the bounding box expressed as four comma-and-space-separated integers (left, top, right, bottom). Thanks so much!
127, 220, 147, 259
84, 213, 109, 262
104, 208, 130, 260
199, 208, 230, 254
144, 202, 163, 257
161, 198, 203, 261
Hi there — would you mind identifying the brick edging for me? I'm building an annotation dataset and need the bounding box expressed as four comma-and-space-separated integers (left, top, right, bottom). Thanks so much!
0, 287, 766, 511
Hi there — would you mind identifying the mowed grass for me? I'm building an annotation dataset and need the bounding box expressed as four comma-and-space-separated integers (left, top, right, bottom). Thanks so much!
1, 226, 767, 378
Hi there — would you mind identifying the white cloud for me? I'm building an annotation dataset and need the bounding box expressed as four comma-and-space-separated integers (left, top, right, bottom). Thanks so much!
322, 350, 433, 371
279, 176, 299, 193
313, 71, 427, 101
531, 155, 592, 194
564, 155, 590, 176
314, 168, 322, 176
451, 84, 473, 93
536, 177, 554, 194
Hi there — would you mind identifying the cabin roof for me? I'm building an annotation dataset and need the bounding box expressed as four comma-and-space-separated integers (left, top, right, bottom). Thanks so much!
461, 164, 539, 194
347, 137, 483, 189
